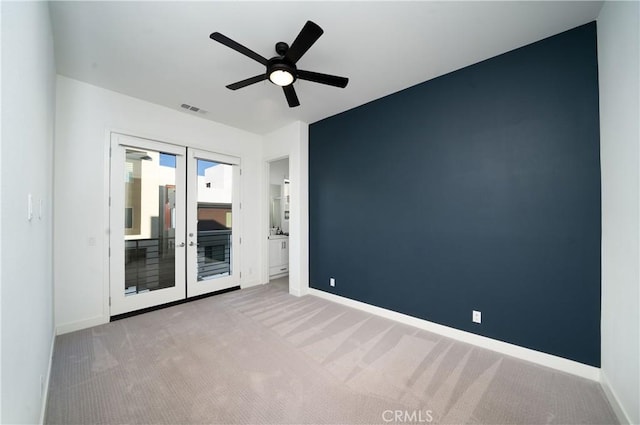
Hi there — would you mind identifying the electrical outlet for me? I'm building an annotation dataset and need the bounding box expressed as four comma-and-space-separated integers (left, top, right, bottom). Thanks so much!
472, 310, 482, 324
330, 277, 335, 287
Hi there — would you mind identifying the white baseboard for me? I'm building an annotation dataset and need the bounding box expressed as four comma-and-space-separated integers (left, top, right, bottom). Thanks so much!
600, 371, 633, 424
56, 315, 108, 335
39, 328, 56, 424
308, 288, 600, 381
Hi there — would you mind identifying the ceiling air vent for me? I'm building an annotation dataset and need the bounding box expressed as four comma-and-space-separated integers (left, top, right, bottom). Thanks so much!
180, 103, 208, 114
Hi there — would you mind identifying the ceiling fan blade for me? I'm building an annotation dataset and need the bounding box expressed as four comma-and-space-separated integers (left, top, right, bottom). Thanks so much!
297, 70, 349, 88
210, 32, 268, 66
226, 74, 267, 90
285, 21, 324, 64
283, 85, 300, 107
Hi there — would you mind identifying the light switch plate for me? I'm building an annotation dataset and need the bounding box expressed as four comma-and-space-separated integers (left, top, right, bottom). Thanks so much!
27, 194, 33, 221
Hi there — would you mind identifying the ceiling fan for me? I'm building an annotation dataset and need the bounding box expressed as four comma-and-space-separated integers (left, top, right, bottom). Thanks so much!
210, 21, 349, 108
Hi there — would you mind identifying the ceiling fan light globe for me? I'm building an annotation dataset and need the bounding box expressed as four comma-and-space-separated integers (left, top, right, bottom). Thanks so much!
269, 70, 294, 86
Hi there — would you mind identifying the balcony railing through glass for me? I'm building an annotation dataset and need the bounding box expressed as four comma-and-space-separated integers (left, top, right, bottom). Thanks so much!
197, 229, 231, 280
124, 237, 176, 295
124, 230, 232, 295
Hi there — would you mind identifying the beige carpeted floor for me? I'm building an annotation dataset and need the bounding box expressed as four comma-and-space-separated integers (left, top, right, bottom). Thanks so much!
45, 278, 618, 424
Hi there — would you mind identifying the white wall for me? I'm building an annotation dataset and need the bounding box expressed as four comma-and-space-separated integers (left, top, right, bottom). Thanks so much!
1, 2, 56, 423
54, 76, 263, 333
269, 158, 289, 185
1, 2, 4, 419
262, 122, 309, 296
598, 2, 640, 424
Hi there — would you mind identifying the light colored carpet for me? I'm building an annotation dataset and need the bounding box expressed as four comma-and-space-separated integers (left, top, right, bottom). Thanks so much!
45, 282, 618, 424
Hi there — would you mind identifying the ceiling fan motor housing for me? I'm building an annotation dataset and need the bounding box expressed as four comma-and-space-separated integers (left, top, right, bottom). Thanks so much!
267, 57, 297, 86
275, 42, 289, 56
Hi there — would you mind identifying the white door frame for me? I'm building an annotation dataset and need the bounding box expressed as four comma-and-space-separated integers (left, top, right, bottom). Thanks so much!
109, 133, 187, 315
186, 148, 241, 297
109, 132, 242, 316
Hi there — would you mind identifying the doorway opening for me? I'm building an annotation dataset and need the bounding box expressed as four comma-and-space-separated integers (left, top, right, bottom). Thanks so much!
267, 157, 290, 285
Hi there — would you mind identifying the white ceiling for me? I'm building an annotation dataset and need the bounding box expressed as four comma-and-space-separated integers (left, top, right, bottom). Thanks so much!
49, 1, 603, 135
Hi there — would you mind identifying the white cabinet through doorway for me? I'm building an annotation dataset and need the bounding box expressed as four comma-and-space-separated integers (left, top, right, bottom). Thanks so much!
269, 236, 289, 278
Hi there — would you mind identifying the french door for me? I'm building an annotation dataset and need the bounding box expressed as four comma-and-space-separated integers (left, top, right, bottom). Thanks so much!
109, 133, 240, 316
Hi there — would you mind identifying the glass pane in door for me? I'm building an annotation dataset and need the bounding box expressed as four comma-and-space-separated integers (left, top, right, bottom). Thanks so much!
124, 149, 178, 295
196, 159, 233, 281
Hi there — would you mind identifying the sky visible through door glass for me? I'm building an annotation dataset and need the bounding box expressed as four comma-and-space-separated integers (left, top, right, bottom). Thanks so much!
159, 153, 176, 168
159, 153, 218, 176
197, 160, 218, 176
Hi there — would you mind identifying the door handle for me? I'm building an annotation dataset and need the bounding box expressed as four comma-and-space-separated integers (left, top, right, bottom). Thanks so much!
189, 241, 195, 246
178, 242, 185, 247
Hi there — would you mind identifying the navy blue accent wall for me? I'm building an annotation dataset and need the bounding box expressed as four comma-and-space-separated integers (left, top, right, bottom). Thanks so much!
309, 22, 600, 366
